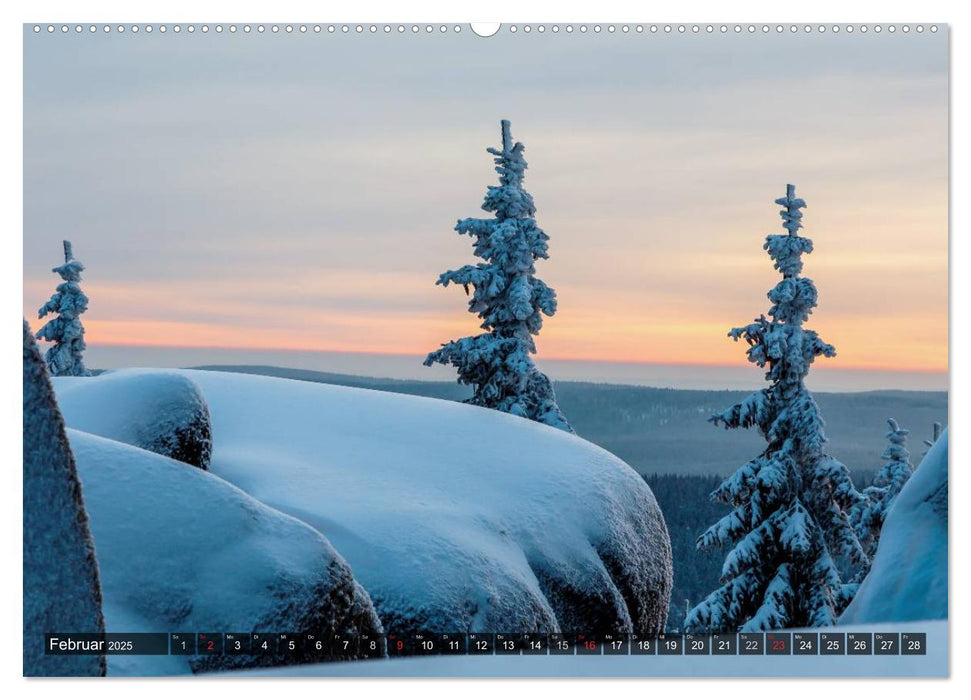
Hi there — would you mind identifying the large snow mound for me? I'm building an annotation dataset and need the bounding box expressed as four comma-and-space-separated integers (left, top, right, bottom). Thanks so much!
181, 369, 673, 635
55, 369, 212, 469
52, 368, 673, 636
69, 429, 382, 675
841, 429, 948, 624
23, 321, 105, 677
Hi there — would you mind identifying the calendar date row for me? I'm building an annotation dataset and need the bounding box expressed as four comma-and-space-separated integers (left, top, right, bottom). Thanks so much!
386, 631, 926, 656
46, 631, 927, 657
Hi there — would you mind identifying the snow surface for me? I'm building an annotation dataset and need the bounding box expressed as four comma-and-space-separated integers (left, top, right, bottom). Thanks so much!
23, 321, 105, 677
55, 369, 212, 469
53, 369, 672, 639
841, 430, 948, 624
68, 428, 382, 675
185, 369, 672, 636
238, 620, 947, 678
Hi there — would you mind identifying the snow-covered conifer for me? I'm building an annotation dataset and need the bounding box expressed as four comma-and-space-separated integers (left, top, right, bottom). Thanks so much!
850, 419, 913, 563
685, 185, 865, 633
36, 240, 90, 377
425, 120, 572, 432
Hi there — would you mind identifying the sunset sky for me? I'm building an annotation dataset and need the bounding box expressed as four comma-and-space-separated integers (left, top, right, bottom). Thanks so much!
23, 27, 948, 386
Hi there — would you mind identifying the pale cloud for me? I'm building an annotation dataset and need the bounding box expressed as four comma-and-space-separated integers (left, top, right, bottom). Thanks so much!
23, 28, 948, 377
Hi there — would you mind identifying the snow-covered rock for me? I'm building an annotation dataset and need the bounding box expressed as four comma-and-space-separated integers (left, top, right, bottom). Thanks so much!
55, 369, 213, 469
181, 370, 672, 636
841, 429, 948, 624
69, 429, 383, 675
51, 367, 672, 640
23, 320, 106, 677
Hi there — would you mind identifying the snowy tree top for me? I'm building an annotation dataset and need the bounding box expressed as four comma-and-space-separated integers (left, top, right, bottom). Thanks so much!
774, 184, 807, 236
885, 418, 909, 440
923, 421, 943, 453
758, 185, 826, 327
53, 239, 85, 283
480, 119, 536, 220
765, 185, 813, 280
882, 418, 911, 464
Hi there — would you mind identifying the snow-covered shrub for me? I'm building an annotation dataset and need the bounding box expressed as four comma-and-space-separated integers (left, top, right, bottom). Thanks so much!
685, 186, 865, 633
426, 120, 572, 432
840, 429, 947, 624
70, 429, 383, 675
54, 369, 212, 470
23, 320, 105, 677
849, 419, 914, 563
35, 240, 90, 377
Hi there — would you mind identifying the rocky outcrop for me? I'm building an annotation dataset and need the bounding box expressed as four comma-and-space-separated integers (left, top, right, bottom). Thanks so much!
54, 369, 212, 469
23, 320, 106, 677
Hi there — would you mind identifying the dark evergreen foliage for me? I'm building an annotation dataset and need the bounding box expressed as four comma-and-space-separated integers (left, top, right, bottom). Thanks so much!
685, 186, 865, 632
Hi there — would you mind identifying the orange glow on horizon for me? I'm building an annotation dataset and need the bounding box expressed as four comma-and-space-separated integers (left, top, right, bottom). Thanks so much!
48, 317, 946, 375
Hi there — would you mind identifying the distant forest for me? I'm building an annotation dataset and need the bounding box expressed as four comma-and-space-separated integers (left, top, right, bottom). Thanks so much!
645, 473, 726, 632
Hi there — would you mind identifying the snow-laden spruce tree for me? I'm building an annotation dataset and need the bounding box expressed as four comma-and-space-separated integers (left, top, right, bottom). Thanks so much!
36, 240, 90, 377
850, 419, 913, 563
425, 120, 572, 432
684, 185, 865, 633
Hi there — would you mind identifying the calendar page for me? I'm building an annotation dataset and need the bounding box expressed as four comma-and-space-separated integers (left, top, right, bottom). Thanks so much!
21, 21, 948, 679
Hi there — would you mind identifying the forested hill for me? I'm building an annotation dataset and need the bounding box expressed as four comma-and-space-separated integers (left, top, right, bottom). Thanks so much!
646, 474, 726, 632
193, 365, 946, 478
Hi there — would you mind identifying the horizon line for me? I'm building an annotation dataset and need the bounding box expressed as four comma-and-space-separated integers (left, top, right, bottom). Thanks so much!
75, 340, 949, 376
